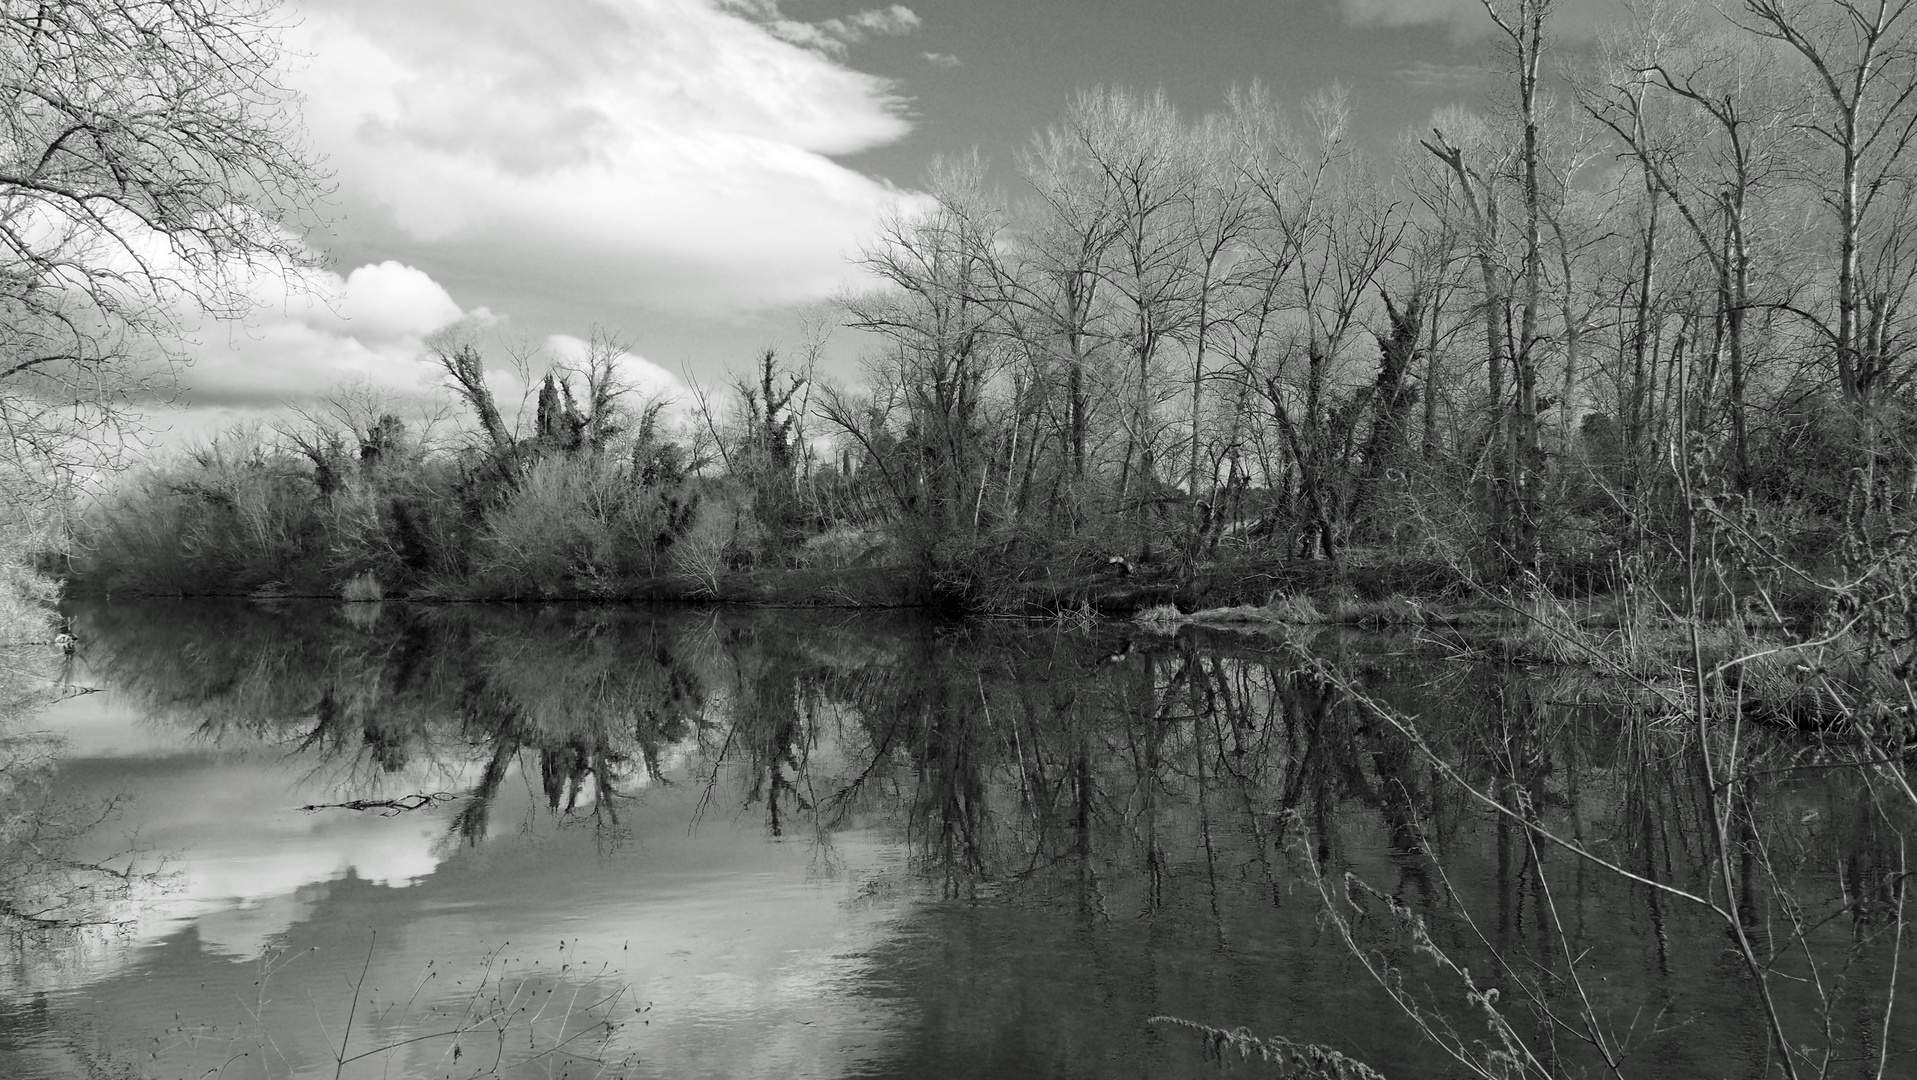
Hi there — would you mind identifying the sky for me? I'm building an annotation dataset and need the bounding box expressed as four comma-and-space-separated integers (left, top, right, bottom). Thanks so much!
169, 0, 1629, 442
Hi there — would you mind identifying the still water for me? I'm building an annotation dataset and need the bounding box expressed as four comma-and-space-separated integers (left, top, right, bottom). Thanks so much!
0, 599, 1907, 1078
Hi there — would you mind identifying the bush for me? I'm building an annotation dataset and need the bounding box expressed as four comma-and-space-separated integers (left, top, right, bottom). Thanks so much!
470, 456, 701, 598
72, 413, 703, 600
78, 428, 333, 595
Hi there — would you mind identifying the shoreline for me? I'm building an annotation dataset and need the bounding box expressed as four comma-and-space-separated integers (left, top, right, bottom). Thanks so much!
60, 558, 1795, 634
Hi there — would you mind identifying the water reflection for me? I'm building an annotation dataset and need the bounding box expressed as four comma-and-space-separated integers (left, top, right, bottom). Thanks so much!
0, 599, 1909, 1078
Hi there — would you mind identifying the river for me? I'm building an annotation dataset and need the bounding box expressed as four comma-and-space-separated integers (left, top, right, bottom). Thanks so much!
0, 599, 1905, 1078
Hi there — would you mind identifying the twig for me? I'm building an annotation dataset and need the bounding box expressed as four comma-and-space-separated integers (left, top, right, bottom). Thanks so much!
333, 931, 376, 1080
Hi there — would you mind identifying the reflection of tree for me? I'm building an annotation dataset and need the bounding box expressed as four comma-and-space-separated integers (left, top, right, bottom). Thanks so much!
0, 791, 153, 933
67, 600, 1916, 1074
450, 735, 519, 847
718, 623, 820, 838
0, 599, 159, 963
77, 601, 721, 848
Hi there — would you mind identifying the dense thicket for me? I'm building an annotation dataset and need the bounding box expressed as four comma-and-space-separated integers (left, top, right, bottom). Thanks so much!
77, 333, 712, 598
73, 0, 1917, 610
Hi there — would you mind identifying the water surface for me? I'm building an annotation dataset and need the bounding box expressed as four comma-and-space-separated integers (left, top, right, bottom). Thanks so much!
0, 599, 1906, 1078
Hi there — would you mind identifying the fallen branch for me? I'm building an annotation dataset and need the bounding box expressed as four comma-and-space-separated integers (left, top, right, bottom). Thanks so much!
299, 793, 457, 816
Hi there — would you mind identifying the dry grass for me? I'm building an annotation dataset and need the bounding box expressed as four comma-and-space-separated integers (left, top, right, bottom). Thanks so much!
341, 571, 383, 602
1327, 595, 1427, 628
1139, 592, 1441, 633
1264, 593, 1325, 624
1133, 603, 1186, 629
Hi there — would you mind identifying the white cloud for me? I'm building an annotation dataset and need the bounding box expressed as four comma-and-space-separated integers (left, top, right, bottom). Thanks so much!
315, 261, 466, 340
923, 51, 960, 69
289, 0, 918, 317
180, 261, 478, 412
728, 2, 921, 54
832, 4, 921, 41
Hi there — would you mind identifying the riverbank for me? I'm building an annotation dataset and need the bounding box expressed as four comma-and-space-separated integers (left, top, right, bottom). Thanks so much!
64, 551, 1498, 615
67, 546, 1818, 634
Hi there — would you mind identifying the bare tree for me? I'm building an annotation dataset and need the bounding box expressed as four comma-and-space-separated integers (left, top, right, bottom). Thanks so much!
560, 327, 647, 456
1264, 95, 1404, 561
0, 0, 324, 483
1740, 0, 1917, 403
1068, 88, 1202, 520
425, 325, 514, 459
842, 159, 1006, 549
1585, 0, 1797, 488
1012, 130, 1122, 495
1410, 0, 1570, 572
1492, 0, 1553, 572
1175, 110, 1258, 555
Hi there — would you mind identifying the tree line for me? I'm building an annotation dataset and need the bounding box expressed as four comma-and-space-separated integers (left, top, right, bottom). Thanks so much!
829, 0, 1917, 591
68, 0, 1917, 608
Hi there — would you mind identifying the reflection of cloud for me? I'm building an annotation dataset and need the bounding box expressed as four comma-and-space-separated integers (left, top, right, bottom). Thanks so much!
1396, 60, 1484, 89
46, 695, 919, 1075
41, 680, 475, 960
57, 744, 472, 957
290, 0, 916, 318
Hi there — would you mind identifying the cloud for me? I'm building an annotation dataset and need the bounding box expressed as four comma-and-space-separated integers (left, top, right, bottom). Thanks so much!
923, 51, 960, 69
318, 261, 466, 340
179, 261, 478, 412
727, 2, 922, 55
1395, 61, 1485, 89
831, 4, 921, 40
289, 0, 919, 318
1339, 0, 1481, 30
1336, 0, 1628, 39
